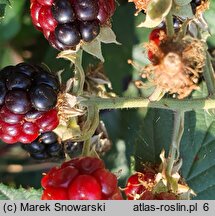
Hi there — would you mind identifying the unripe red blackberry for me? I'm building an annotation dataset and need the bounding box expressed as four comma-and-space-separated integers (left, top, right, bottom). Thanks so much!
41, 157, 123, 200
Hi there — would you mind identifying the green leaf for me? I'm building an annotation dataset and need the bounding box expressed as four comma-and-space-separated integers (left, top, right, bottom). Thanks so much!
172, 3, 194, 18
173, 0, 192, 6
0, 184, 42, 200
82, 39, 104, 62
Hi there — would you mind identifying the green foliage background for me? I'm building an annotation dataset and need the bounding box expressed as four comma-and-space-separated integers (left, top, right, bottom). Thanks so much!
0, 0, 215, 199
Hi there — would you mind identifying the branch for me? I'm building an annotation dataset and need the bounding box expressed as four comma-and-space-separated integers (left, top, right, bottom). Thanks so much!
81, 96, 215, 111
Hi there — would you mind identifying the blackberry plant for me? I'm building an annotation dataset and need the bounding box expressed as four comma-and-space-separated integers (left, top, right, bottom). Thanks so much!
0, 0, 214, 200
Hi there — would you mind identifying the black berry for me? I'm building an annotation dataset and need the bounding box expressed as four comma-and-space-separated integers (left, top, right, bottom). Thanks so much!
40, 131, 58, 144
30, 84, 58, 111
0, 80, 7, 106
51, 0, 75, 24
80, 20, 100, 42
74, 0, 99, 21
55, 23, 81, 46
6, 72, 32, 90
5, 90, 31, 114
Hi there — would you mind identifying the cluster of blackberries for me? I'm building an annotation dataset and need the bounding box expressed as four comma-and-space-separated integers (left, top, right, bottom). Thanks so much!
21, 131, 83, 161
0, 63, 59, 144
30, 0, 116, 50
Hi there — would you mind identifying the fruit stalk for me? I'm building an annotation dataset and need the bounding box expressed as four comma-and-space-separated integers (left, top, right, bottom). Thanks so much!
72, 49, 85, 95
81, 138, 91, 157
165, 11, 174, 37
166, 110, 184, 190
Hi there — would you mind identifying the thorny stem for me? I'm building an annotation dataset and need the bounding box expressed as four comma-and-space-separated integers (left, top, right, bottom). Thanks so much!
203, 51, 215, 98
166, 110, 184, 190
165, 11, 174, 37
81, 96, 215, 111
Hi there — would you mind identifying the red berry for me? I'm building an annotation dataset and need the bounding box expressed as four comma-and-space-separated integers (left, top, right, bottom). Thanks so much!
125, 171, 155, 200
36, 109, 59, 132
97, 0, 116, 24
1, 122, 22, 137
38, 6, 57, 31
0, 106, 24, 124
42, 187, 68, 200
125, 173, 146, 200
149, 28, 164, 45
1, 134, 18, 144
30, 1, 43, 28
148, 28, 166, 62
18, 132, 39, 144
68, 175, 102, 200
37, 0, 54, 6
22, 122, 39, 135
93, 168, 118, 196
41, 157, 122, 200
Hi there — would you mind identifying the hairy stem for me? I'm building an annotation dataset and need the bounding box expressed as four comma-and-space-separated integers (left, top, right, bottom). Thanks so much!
81, 96, 215, 111
165, 11, 174, 37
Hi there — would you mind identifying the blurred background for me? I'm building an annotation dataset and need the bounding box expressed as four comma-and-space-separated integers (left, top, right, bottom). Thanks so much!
0, 0, 215, 199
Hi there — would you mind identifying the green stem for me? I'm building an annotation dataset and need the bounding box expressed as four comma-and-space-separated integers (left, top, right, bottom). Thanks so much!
166, 110, 184, 179
203, 51, 215, 98
73, 49, 85, 95
165, 11, 174, 37
81, 139, 91, 157
81, 96, 215, 112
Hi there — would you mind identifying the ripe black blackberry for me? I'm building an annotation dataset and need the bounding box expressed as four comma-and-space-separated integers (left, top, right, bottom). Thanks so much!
30, 0, 116, 50
22, 131, 65, 161
0, 63, 60, 144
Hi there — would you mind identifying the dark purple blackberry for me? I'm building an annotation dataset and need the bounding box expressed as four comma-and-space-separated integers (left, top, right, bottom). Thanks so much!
21, 132, 65, 161
22, 141, 46, 154
64, 141, 83, 158
0, 66, 14, 81
40, 131, 58, 144
15, 63, 36, 77
48, 32, 70, 50
74, 0, 99, 21
55, 23, 81, 46
173, 17, 182, 30
51, 0, 75, 24
33, 71, 60, 91
6, 72, 32, 90
5, 90, 31, 114
79, 20, 100, 42
25, 109, 45, 120
30, 84, 58, 111
0, 80, 7, 106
